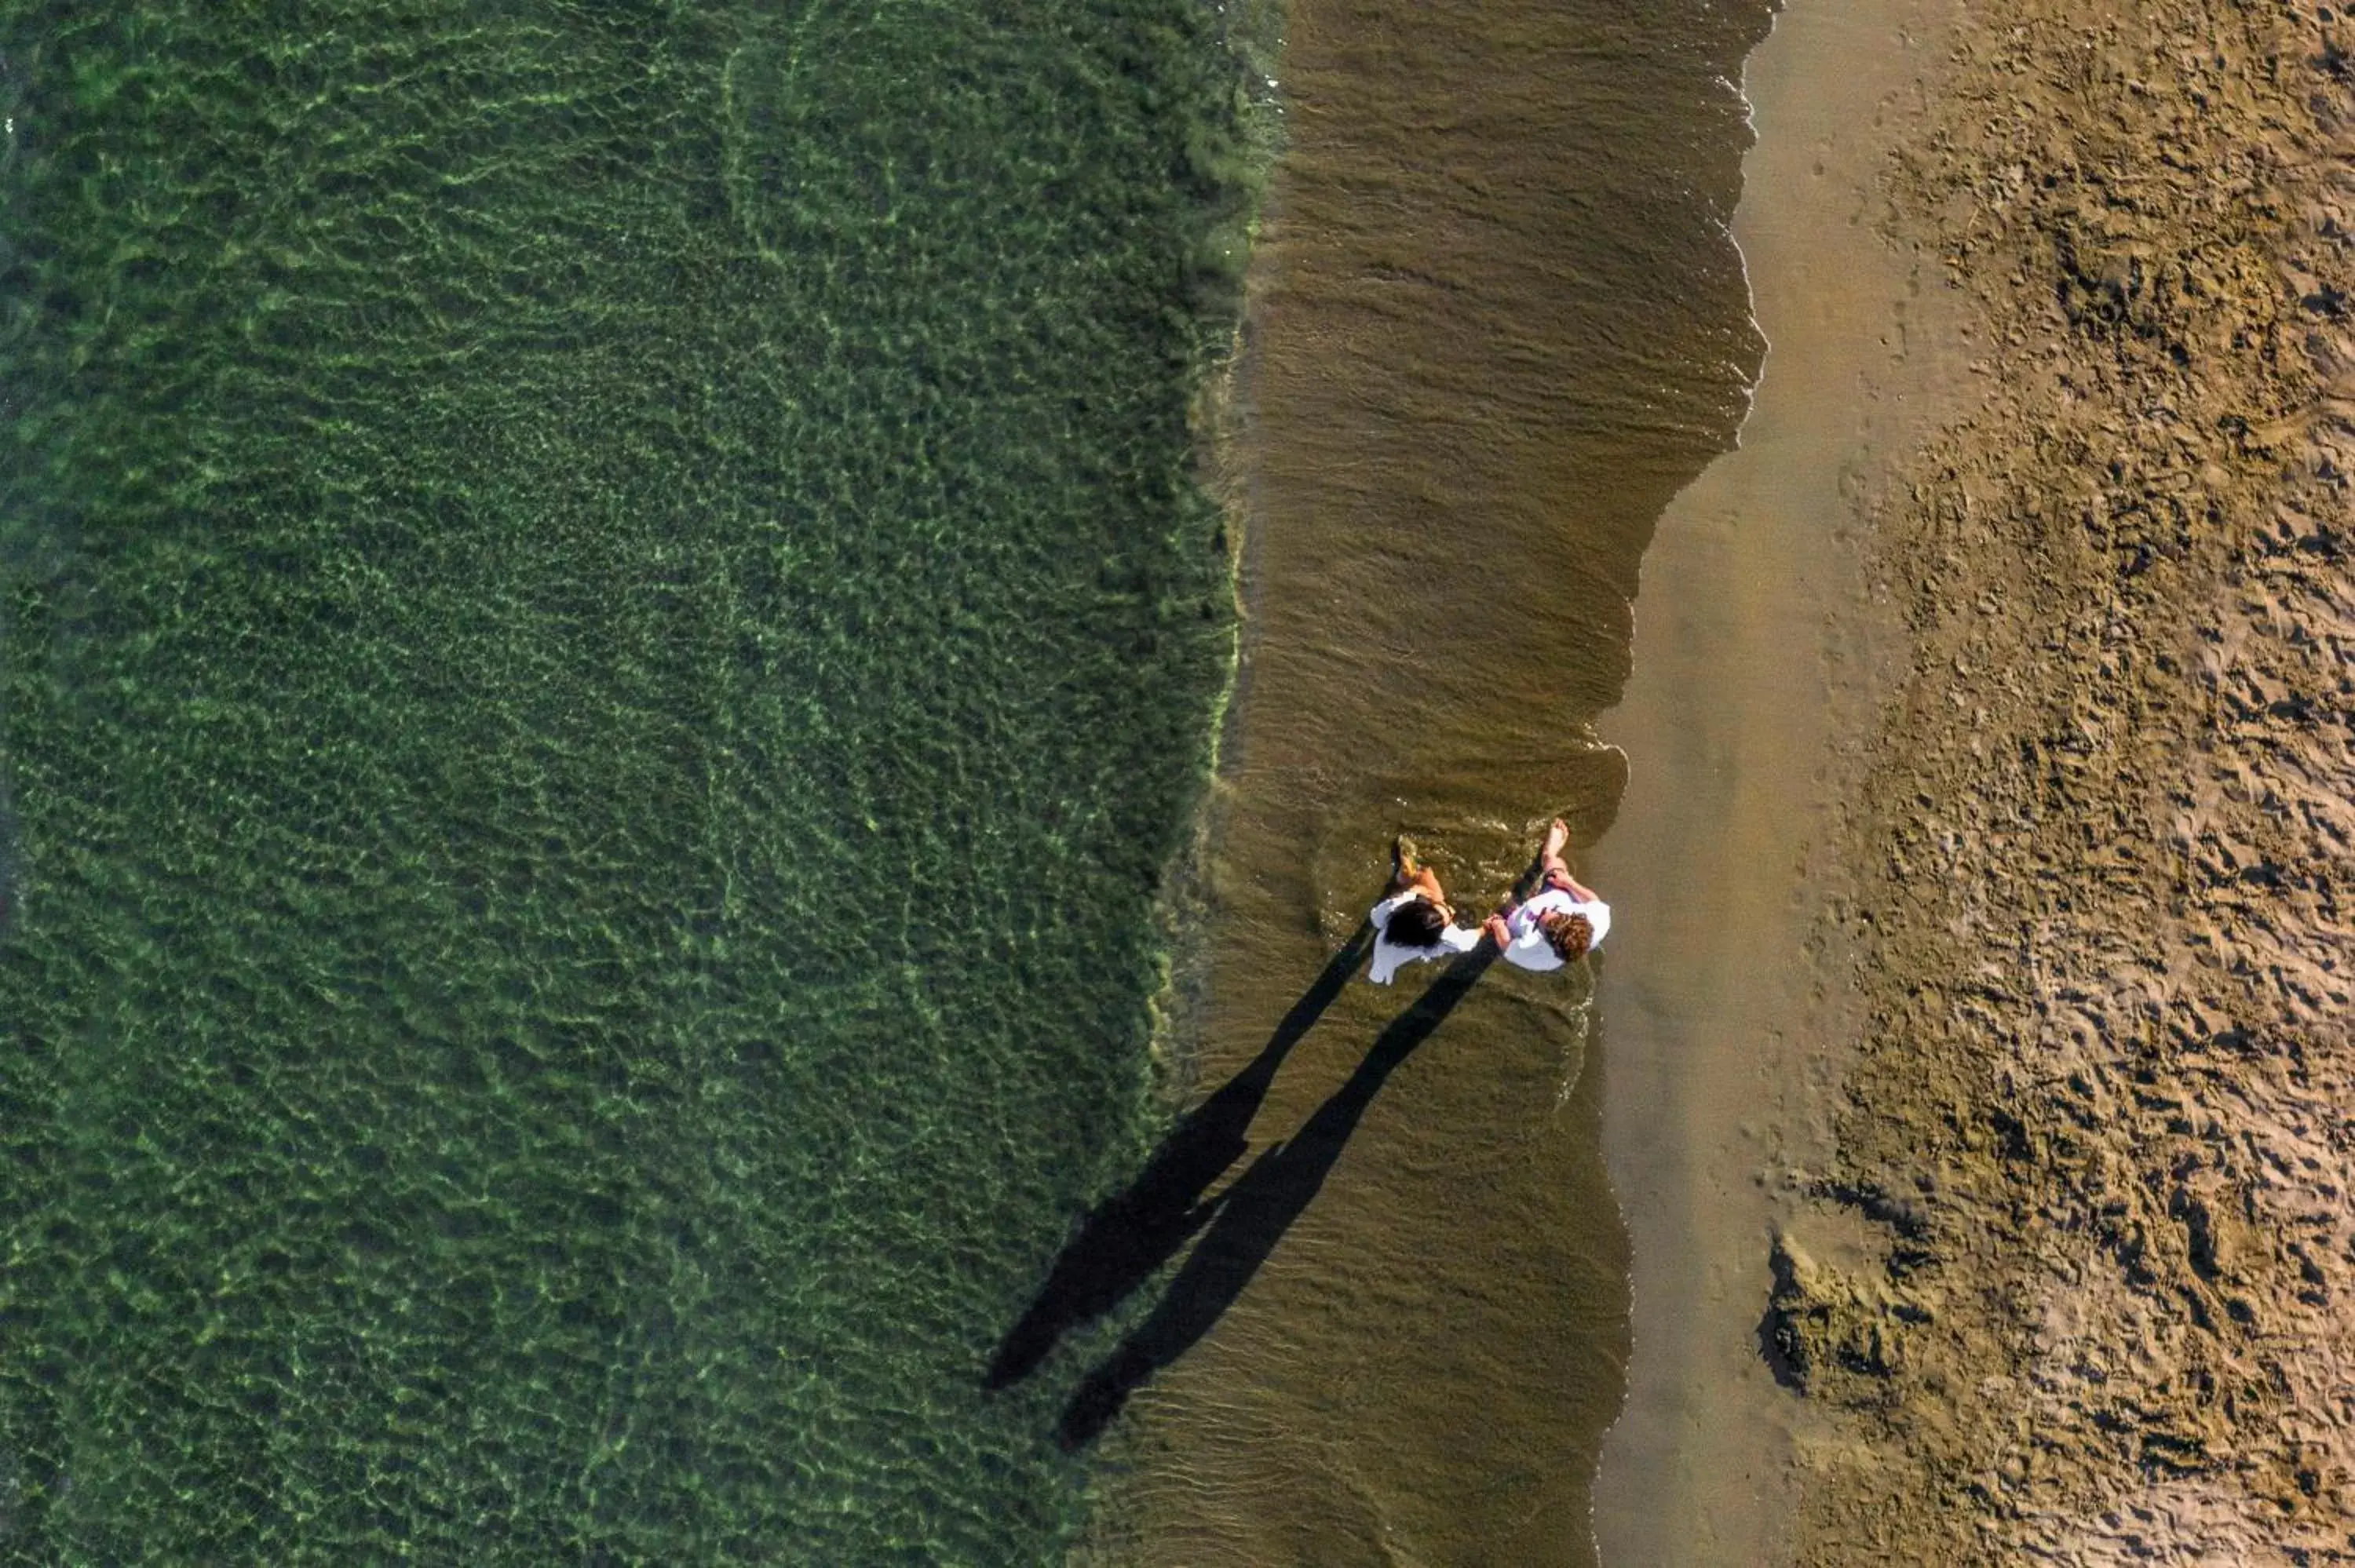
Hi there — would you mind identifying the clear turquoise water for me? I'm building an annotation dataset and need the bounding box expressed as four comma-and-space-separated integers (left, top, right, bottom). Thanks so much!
0, 2, 1258, 1559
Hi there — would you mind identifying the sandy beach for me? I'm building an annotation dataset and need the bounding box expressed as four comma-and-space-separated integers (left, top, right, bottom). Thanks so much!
1787, 0, 2355, 1556
1073, 0, 1766, 1560
1080, 0, 2353, 1558
1591, 0, 1962, 1559
1604, 0, 2355, 1559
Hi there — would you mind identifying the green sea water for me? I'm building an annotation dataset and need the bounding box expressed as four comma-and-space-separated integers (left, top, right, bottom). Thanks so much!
0, 1, 1263, 1559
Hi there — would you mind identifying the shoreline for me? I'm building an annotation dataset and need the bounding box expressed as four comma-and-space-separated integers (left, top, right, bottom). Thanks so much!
1097, 0, 2355, 1555
1601, 0, 2355, 1559
1589, 0, 1963, 1559
1083, 0, 1772, 1559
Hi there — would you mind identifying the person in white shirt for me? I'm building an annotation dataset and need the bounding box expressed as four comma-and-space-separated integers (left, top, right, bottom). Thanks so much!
1483, 819, 1610, 972
1365, 837, 1482, 984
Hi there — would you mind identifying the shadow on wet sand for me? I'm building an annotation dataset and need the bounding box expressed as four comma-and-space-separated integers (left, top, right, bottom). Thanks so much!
1051, 943, 1496, 1449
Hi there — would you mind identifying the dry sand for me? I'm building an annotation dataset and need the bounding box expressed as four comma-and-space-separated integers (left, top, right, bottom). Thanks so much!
1601, 0, 2355, 1559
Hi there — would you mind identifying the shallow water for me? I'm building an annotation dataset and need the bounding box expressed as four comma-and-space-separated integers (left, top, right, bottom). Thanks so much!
0, 2, 1259, 1559
1075, 0, 1776, 1559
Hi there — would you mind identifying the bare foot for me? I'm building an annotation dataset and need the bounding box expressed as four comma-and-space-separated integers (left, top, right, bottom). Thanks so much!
1541, 819, 1569, 859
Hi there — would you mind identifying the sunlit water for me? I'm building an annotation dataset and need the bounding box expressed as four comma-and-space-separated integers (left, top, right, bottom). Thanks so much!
0, 2, 1262, 1559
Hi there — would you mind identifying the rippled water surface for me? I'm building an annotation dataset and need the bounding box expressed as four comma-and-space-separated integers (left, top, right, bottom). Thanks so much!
1089, 0, 1775, 1559
0, 2, 1260, 1558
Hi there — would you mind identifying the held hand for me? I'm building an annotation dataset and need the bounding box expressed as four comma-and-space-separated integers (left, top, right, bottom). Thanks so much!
1482, 914, 1511, 948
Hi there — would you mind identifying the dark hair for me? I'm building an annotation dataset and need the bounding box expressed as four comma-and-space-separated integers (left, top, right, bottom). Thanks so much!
1386, 896, 1449, 949
1543, 912, 1595, 961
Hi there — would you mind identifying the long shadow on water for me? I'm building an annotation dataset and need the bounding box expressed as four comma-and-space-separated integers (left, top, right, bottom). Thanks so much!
1055, 943, 1497, 1449
984, 921, 1378, 1392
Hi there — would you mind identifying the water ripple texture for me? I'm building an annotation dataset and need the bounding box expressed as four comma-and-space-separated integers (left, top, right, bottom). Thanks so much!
0, 1, 1260, 1559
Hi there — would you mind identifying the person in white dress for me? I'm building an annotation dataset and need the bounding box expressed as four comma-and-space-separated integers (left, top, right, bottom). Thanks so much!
1483, 819, 1610, 972
1365, 837, 1481, 984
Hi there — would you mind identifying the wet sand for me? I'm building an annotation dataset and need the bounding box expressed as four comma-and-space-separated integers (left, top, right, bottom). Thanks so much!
1590, 0, 1964, 1560
1608, 0, 2355, 1559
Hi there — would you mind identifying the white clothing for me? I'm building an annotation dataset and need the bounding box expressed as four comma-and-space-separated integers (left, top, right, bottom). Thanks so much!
1367, 892, 1480, 984
1499, 888, 1611, 972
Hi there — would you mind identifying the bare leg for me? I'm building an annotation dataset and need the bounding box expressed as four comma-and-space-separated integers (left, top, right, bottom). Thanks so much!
1534, 819, 1604, 904
1539, 819, 1573, 892
1389, 836, 1447, 902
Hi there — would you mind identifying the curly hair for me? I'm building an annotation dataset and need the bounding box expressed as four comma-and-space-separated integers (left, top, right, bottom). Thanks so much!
1385, 895, 1449, 949
1542, 911, 1595, 961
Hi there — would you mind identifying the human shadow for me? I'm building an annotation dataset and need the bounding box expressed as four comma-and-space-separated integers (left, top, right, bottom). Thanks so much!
1054, 943, 1496, 1449
984, 921, 1377, 1392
